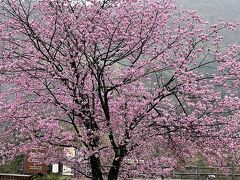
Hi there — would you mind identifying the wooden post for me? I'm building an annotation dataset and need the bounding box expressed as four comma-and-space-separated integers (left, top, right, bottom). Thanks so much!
197, 165, 200, 180
232, 165, 235, 180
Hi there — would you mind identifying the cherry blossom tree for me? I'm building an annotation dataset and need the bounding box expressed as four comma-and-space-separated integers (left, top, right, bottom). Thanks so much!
0, 0, 240, 179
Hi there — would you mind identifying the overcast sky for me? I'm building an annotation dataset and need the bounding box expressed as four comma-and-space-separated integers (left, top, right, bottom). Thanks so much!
179, 0, 240, 22
178, 0, 240, 44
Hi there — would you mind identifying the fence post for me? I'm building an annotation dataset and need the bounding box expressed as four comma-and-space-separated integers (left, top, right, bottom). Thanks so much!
232, 165, 235, 180
197, 165, 200, 180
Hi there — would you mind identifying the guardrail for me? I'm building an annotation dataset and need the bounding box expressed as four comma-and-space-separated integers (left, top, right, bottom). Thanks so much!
0, 173, 31, 180
173, 165, 240, 180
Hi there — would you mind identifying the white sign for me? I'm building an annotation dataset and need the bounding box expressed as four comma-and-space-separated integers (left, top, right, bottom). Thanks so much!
62, 165, 74, 176
52, 164, 59, 173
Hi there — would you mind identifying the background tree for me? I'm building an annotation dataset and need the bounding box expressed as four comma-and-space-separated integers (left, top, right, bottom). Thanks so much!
0, 0, 240, 179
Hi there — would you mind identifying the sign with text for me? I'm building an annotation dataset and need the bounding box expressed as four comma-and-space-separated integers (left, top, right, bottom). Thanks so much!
23, 147, 48, 175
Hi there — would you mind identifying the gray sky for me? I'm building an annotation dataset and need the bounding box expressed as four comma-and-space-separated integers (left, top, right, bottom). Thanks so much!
178, 0, 240, 44
179, 0, 240, 22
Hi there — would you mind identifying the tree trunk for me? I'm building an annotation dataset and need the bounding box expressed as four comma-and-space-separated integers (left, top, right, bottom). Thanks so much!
107, 157, 122, 180
90, 155, 103, 180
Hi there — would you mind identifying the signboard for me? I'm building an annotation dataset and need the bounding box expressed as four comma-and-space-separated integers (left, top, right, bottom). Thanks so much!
52, 164, 59, 173
23, 147, 48, 175
62, 147, 75, 176
64, 147, 75, 158
62, 165, 73, 176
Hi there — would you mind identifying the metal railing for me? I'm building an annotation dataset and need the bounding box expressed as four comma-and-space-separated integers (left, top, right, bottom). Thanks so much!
173, 165, 240, 180
0, 173, 31, 180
